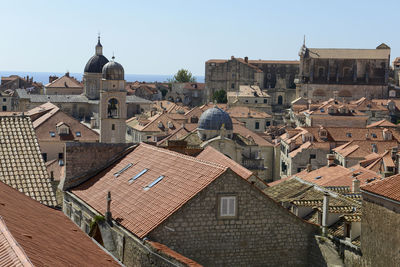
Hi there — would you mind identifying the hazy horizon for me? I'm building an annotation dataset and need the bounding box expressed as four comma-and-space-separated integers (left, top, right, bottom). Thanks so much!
1, 0, 399, 76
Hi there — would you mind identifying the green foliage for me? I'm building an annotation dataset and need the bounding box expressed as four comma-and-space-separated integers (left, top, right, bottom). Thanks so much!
171, 69, 196, 83
212, 89, 227, 103
89, 215, 105, 229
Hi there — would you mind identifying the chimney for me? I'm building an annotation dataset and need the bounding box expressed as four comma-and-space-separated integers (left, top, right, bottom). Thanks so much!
327, 154, 335, 166
306, 163, 312, 172
352, 178, 360, 193
231, 55, 234, 60
322, 192, 330, 236
244, 56, 248, 63
105, 191, 112, 223
65, 72, 70, 77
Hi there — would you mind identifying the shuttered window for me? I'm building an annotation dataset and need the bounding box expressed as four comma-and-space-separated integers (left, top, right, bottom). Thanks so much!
220, 196, 236, 217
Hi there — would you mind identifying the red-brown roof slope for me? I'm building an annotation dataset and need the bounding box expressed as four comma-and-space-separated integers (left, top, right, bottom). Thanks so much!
0, 182, 120, 266
147, 241, 203, 267
0, 217, 33, 267
30, 103, 99, 142
362, 174, 400, 202
71, 143, 227, 238
45, 75, 83, 88
197, 146, 252, 180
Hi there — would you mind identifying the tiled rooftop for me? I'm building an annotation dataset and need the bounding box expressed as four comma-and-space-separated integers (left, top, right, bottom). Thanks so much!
71, 143, 227, 238
0, 115, 57, 206
362, 173, 400, 202
197, 146, 253, 180
0, 181, 120, 266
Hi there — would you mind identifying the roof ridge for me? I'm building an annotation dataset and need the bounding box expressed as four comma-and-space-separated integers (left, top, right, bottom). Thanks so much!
139, 143, 227, 170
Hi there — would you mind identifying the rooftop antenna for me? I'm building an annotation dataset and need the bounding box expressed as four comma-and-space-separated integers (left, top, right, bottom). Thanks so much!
303, 35, 306, 46
112, 51, 115, 60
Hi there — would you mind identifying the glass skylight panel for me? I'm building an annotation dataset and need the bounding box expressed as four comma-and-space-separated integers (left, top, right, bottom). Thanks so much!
76, 131, 81, 137
114, 163, 133, 177
144, 175, 164, 190
129, 168, 148, 183
50, 131, 56, 137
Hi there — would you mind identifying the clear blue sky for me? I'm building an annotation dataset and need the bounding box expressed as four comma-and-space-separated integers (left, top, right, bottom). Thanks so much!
0, 0, 398, 76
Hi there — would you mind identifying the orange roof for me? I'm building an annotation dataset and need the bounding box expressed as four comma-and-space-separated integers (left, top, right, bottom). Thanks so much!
71, 143, 227, 238
29, 103, 99, 142
45, 75, 82, 88
147, 241, 202, 267
197, 146, 253, 180
226, 106, 272, 119
0, 182, 120, 266
362, 174, 400, 202
233, 123, 272, 146
0, 217, 33, 266
295, 165, 379, 190
367, 119, 397, 128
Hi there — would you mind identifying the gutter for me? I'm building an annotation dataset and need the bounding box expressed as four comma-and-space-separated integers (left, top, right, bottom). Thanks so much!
361, 189, 400, 206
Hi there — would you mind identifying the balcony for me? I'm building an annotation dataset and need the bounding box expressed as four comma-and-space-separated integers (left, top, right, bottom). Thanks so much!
242, 156, 265, 170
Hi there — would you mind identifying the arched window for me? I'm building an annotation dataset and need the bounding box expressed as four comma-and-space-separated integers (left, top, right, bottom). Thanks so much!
108, 98, 119, 118
278, 95, 283, 105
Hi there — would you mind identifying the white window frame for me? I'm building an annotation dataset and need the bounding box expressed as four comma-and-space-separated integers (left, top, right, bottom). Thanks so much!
220, 196, 237, 217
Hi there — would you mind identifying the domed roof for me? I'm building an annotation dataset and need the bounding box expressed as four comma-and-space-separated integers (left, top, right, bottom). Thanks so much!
198, 107, 233, 131
84, 54, 109, 73
102, 57, 124, 80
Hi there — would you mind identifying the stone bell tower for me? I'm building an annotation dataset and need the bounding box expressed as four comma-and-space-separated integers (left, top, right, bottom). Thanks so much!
99, 56, 126, 143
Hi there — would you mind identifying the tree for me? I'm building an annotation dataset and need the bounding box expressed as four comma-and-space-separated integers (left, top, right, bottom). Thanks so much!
171, 69, 196, 83
212, 90, 227, 103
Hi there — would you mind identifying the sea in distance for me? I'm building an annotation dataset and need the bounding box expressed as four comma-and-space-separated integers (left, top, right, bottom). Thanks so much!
0, 71, 205, 85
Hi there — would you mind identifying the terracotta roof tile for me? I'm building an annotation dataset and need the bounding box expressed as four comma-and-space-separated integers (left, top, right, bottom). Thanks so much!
0, 115, 57, 206
45, 75, 83, 89
0, 216, 33, 267
362, 173, 400, 202
147, 241, 202, 267
28, 103, 99, 142
226, 106, 271, 119
197, 146, 253, 180
71, 143, 227, 238
0, 182, 120, 266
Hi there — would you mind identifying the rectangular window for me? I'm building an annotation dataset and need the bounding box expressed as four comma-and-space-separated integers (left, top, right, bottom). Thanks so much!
2, 98, 6, 102
264, 99, 267, 104
2, 106, 6, 111
220, 196, 236, 217
255, 122, 260, 129
58, 153, 63, 160
266, 121, 271, 126
112, 124, 115, 131
310, 154, 316, 159
76, 131, 81, 137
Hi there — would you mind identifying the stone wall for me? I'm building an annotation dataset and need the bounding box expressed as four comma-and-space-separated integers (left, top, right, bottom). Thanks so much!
361, 195, 400, 267
148, 169, 321, 266
298, 83, 388, 100
63, 192, 192, 267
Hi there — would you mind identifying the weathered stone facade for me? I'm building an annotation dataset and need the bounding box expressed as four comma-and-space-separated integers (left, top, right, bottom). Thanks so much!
361, 193, 400, 267
148, 169, 320, 266
205, 57, 299, 109
298, 43, 391, 100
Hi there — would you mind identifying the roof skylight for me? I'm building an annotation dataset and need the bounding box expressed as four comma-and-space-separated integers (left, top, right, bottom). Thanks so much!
144, 175, 164, 191
114, 163, 133, 177
129, 168, 148, 183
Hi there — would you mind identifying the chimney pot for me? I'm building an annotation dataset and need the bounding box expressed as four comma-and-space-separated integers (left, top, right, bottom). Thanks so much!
245, 56, 248, 63
352, 178, 360, 193
322, 192, 330, 236
105, 191, 112, 223
306, 163, 312, 172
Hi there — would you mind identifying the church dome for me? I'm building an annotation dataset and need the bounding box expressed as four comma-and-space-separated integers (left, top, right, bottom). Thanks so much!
102, 57, 124, 80
84, 55, 109, 73
198, 107, 233, 131
84, 37, 109, 73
